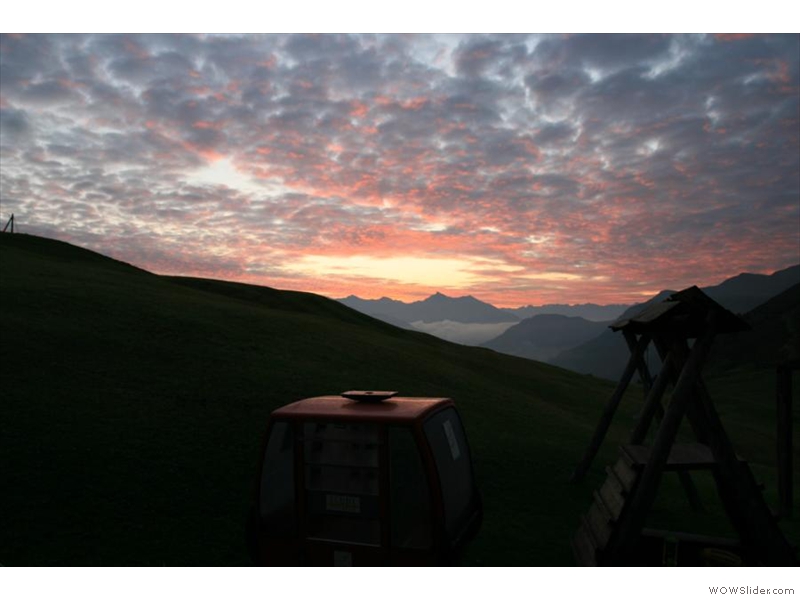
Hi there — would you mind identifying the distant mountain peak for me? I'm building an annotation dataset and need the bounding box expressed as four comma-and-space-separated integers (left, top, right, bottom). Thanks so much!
426, 292, 482, 303
341, 289, 518, 324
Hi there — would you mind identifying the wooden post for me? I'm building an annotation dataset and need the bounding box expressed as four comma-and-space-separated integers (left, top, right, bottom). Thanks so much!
777, 363, 793, 519
571, 333, 651, 482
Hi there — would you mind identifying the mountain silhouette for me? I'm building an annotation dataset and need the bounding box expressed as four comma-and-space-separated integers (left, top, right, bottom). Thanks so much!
339, 291, 519, 324
481, 315, 610, 362
507, 303, 627, 322
552, 265, 800, 380
708, 282, 800, 372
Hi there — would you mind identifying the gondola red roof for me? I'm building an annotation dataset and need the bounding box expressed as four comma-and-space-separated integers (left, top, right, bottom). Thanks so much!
271, 394, 453, 423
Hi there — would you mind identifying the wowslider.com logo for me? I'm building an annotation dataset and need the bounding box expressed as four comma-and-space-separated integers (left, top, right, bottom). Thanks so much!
709, 587, 795, 595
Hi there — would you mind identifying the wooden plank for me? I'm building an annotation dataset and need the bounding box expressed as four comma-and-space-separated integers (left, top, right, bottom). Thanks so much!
572, 524, 598, 566
621, 443, 717, 470
570, 333, 652, 482
611, 458, 638, 491
572, 537, 597, 566
598, 480, 626, 521
619, 445, 641, 468
580, 515, 600, 546
603, 464, 625, 492
593, 483, 625, 521
587, 501, 614, 547
592, 489, 616, 521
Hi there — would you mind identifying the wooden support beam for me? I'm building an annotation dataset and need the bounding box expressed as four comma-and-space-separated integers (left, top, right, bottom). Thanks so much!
677, 341, 797, 565
629, 352, 674, 445
601, 313, 718, 564
664, 339, 712, 445
676, 468, 706, 514
776, 363, 793, 519
624, 330, 653, 395
2, 213, 14, 234
571, 333, 652, 483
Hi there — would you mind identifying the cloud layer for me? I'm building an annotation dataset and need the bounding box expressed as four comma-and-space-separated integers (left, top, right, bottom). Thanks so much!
1, 33, 798, 304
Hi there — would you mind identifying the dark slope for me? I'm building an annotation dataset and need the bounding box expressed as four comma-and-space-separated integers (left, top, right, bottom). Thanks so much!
166, 276, 400, 329
3, 233, 796, 565
482, 314, 610, 362
0, 233, 626, 566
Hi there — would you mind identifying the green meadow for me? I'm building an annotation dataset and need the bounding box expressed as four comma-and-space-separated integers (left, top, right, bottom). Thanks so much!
1, 233, 797, 565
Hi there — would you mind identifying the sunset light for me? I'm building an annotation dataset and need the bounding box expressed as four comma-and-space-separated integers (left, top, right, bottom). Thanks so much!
298, 254, 521, 289
1, 33, 798, 306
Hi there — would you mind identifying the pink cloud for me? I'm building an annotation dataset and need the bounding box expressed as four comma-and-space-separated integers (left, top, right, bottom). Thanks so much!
714, 33, 757, 42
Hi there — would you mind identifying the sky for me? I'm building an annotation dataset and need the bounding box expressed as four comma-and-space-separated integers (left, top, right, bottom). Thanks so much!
1, 33, 798, 306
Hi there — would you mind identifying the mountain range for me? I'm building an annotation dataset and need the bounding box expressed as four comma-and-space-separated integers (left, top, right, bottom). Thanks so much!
338, 291, 521, 344
341, 264, 800, 379
339, 291, 519, 325
337, 292, 624, 346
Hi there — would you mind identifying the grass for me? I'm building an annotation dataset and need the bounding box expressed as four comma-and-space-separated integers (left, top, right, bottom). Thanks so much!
1, 233, 797, 565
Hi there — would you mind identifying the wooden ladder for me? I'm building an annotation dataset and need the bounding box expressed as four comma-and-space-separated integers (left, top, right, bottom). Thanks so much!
573, 440, 796, 566
573, 456, 637, 566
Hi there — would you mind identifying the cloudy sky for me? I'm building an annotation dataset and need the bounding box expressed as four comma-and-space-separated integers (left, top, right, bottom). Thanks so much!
1, 33, 798, 305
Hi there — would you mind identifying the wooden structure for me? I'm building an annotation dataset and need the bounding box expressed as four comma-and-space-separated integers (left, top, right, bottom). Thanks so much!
571, 287, 798, 566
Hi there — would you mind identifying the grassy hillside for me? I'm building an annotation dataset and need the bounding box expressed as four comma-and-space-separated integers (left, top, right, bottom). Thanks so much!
1, 233, 797, 565
708, 283, 800, 373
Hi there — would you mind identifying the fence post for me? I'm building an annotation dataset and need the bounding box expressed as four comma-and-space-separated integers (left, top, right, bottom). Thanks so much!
777, 362, 794, 519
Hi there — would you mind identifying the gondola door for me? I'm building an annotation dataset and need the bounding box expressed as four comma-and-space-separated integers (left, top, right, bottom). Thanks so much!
300, 420, 388, 565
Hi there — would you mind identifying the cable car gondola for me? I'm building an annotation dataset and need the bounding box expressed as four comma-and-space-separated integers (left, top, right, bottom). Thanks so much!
248, 391, 482, 566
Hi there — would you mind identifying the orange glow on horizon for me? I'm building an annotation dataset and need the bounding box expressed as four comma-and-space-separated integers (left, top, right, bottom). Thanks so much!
3, 34, 797, 313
